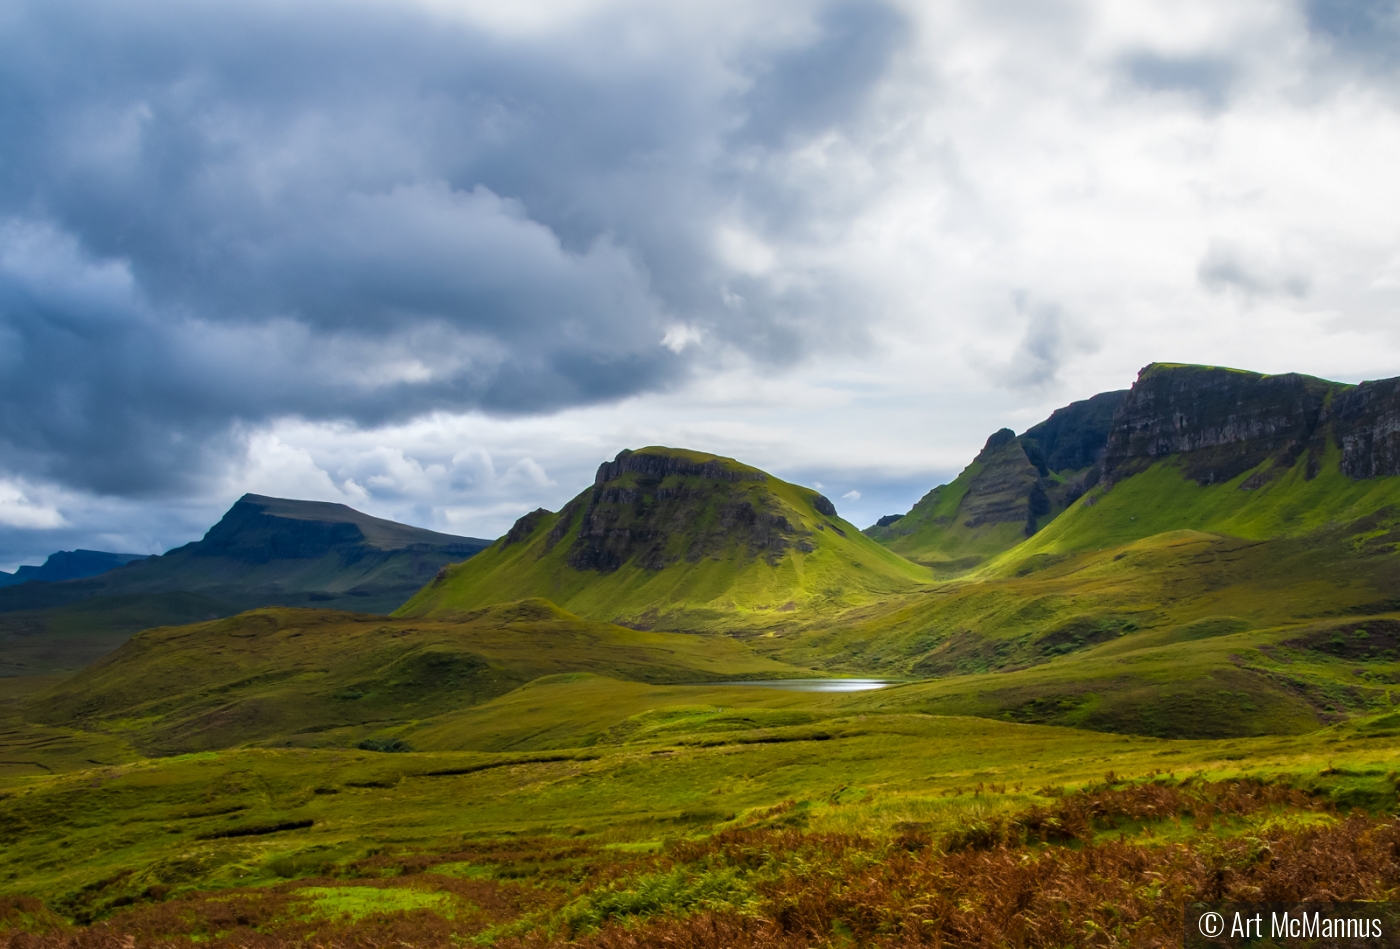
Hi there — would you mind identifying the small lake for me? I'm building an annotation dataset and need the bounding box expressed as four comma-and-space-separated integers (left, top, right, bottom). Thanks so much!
693, 678, 896, 693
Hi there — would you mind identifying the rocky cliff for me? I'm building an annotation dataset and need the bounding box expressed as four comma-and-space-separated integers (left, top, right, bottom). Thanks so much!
1099, 363, 1400, 487
1100, 364, 1340, 485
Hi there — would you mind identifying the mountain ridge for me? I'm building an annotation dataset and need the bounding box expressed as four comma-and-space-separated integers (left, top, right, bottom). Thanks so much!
0, 495, 493, 675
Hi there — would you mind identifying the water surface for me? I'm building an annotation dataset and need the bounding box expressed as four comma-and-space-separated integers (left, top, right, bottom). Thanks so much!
694, 678, 895, 693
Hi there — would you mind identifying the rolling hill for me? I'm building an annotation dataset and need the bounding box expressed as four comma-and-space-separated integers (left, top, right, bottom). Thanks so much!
0, 495, 491, 675
27, 598, 804, 755
396, 447, 932, 631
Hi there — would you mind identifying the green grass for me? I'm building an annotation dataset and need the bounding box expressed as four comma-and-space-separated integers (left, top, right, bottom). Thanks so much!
1007, 445, 1400, 559
5, 690, 1400, 920
25, 600, 807, 756
294, 885, 457, 921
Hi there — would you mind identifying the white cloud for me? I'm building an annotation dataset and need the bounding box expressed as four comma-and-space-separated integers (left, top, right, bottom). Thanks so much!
842, 489, 861, 500
0, 480, 66, 530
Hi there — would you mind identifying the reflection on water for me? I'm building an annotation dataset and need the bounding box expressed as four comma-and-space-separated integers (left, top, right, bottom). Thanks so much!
695, 679, 895, 693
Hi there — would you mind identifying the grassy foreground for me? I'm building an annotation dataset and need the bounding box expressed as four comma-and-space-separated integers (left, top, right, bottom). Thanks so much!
5, 669, 1400, 945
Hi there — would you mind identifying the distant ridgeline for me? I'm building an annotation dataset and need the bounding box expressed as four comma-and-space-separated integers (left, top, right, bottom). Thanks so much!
0, 550, 148, 588
0, 495, 491, 675
866, 363, 1400, 570
398, 447, 930, 631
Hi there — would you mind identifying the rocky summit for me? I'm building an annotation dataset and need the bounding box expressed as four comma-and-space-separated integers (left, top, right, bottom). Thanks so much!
397, 446, 930, 630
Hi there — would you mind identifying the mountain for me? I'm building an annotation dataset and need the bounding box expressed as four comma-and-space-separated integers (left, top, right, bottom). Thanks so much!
819, 362, 1400, 736
397, 447, 932, 631
864, 390, 1127, 569
0, 550, 149, 588
0, 495, 492, 675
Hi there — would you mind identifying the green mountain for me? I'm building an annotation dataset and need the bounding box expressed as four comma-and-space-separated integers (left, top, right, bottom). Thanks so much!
0, 495, 491, 675
808, 363, 1400, 736
865, 390, 1125, 570
397, 447, 932, 631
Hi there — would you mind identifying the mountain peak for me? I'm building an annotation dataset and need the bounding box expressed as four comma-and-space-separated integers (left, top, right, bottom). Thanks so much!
215, 494, 481, 553
399, 446, 929, 629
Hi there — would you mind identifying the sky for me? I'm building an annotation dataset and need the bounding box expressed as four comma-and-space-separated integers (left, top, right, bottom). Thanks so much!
1, 0, 1399, 568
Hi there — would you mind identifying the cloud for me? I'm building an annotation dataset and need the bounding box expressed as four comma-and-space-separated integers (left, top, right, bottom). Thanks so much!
0, 0, 905, 498
842, 489, 861, 500
0, 480, 67, 530
1198, 240, 1311, 299
1122, 53, 1236, 109
5, 0, 1400, 564
1304, 0, 1400, 68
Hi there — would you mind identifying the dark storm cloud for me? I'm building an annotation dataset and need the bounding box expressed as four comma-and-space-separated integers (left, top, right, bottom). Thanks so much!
0, 0, 906, 496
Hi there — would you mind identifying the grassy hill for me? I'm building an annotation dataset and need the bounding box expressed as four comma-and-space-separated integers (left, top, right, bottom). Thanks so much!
26, 599, 803, 755
398, 447, 932, 631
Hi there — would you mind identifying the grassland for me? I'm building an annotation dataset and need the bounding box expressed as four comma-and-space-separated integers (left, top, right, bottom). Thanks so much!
11, 436, 1400, 944
22, 600, 806, 757
4, 674, 1400, 945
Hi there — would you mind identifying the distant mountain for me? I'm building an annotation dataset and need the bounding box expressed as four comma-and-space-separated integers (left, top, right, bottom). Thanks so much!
0, 550, 148, 588
0, 495, 492, 675
864, 390, 1127, 569
397, 447, 931, 632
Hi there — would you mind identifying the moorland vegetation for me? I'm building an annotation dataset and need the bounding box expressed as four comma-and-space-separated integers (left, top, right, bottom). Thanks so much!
6, 362, 1400, 946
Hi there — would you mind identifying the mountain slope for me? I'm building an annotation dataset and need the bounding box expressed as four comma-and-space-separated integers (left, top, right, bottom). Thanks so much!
0, 494, 489, 616
28, 599, 804, 754
398, 447, 931, 631
0, 550, 148, 588
0, 495, 492, 674
793, 363, 1400, 737
865, 390, 1127, 570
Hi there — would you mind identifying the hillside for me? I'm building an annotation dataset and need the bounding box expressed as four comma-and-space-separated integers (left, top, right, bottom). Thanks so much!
865, 390, 1125, 569
28, 599, 802, 755
0, 550, 148, 588
397, 447, 932, 631
0, 495, 492, 675
796, 363, 1400, 735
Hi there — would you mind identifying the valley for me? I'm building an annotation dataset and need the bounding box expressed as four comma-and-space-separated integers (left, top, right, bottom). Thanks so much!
6, 361, 1400, 946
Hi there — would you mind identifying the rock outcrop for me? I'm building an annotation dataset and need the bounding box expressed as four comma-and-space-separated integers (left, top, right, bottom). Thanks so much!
1329, 376, 1400, 479
1100, 364, 1339, 485
563, 449, 805, 573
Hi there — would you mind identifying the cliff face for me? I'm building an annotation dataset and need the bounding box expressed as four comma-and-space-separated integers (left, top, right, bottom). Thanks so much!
1330, 377, 1400, 479
1097, 364, 1400, 487
1021, 390, 1128, 473
1101, 364, 1341, 485
539, 448, 825, 573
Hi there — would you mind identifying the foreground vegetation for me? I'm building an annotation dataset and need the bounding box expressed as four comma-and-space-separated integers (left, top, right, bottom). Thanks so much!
5, 677, 1400, 945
